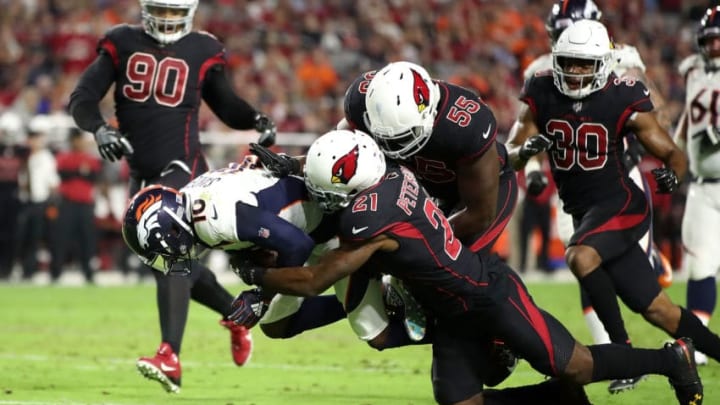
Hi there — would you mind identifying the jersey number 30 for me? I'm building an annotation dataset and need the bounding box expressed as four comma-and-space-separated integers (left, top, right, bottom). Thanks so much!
546, 120, 609, 171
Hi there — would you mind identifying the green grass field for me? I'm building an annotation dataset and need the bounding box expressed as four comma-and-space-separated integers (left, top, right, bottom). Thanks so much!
0, 280, 717, 405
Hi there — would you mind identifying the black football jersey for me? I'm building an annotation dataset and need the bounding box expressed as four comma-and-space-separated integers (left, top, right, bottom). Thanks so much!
97, 25, 226, 177
338, 162, 508, 317
344, 75, 503, 206
520, 72, 653, 215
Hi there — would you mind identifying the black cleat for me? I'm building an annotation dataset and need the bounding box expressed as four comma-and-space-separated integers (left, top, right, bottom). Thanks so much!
666, 338, 703, 405
608, 375, 646, 394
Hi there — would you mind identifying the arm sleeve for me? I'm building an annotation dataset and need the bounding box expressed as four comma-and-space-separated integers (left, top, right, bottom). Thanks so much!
202, 65, 258, 130
68, 54, 116, 132
234, 201, 316, 267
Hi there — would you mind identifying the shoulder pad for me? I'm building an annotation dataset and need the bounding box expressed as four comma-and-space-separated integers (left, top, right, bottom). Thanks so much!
613, 43, 646, 74
523, 54, 552, 82
678, 54, 703, 77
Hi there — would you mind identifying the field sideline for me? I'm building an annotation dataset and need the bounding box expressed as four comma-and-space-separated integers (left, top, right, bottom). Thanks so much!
0, 280, 718, 405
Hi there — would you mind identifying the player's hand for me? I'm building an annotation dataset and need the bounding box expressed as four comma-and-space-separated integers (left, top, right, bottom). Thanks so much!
249, 142, 301, 177
94, 124, 134, 162
228, 288, 270, 328
254, 113, 277, 147
229, 253, 268, 286
652, 167, 679, 194
519, 134, 553, 161
525, 170, 548, 197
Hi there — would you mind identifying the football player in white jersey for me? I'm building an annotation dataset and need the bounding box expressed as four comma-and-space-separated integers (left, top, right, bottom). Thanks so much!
674, 5, 720, 367
121, 159, 424, 366
520, 0, 673, 394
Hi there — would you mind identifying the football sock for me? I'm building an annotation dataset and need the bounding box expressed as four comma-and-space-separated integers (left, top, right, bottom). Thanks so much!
284, 295, 347, 337
687, 276, 716, 317
188, 263, 234, 316
579, 269, 630, 345
582, 307, 611, 345
483, 378, 592, 405
588, 344, 673, 381
580, 287, 611, 344
154, 269, 191, 354
673, 307, 720, 361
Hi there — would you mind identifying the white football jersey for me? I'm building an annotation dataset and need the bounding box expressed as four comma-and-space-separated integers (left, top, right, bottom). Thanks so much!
181, 164, 324, 251
523, 43, 645, 81
678, 54, 720, 177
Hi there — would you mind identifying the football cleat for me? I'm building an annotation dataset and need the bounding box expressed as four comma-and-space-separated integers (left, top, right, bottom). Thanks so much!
608, 375, 646, 394
136, 342, 181, 393
666, 338, 703, 405
220, 319, 253, 366
382, 275, 427, 341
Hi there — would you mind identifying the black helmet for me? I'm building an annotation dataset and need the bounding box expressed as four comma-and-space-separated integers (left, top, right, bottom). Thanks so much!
697, 6, 720, 67
545, 0, 602, 44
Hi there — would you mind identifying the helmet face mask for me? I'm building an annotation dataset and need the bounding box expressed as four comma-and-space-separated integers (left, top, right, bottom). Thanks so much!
552, 20, 613, 99
139, 0, 198, 45
546, 0, 602, 45
363, 61, 440, 160
303, 130, 386, 213
122, 185, 196, 273
697, 6, 720, 69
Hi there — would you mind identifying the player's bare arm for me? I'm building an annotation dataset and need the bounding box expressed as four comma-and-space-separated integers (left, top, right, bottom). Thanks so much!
261, 235, 398, 296
673, 110, 688, 152
448, 144, 500, 239
506, 103, 541, 170
627, 111, 688, 179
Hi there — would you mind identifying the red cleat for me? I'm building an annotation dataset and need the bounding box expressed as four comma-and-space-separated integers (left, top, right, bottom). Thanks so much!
136, 342, 181, 393
220, 319, 253, 366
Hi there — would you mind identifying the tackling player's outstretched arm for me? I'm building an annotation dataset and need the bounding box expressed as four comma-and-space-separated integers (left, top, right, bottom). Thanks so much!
242, 236, 396, 296
627, 111, 688, 180
448, 144, 500, 240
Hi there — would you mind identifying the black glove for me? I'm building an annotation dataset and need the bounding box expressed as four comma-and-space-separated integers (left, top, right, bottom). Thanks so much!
525, 170, 548, 197
254, 113, 277, 147
94, 124, 134, 162
230, 253, 268, 286
652, 167, 679, 194
518, 134, 553, 161
228, 288, 270, 328
249, 142, 301, 177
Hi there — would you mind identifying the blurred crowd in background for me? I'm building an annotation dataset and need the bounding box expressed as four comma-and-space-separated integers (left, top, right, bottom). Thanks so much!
0, 0, 712, 283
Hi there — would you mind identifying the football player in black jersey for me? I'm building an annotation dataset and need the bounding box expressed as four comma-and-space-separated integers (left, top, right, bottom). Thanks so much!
232, 129, 703, 405
508, 19, 720, 368
68, 0, 276, 393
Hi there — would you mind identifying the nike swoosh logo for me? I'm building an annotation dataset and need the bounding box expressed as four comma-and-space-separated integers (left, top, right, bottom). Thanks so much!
482, 123, 492, 139
643, 89, 650, 96
160, 362, 177, 372
352, 226, 369, 235
210, 205, 218, 220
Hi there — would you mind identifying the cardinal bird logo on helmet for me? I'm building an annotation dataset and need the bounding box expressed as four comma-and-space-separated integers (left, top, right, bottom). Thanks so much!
411, 69, 430, 113
331, 145, 359, 185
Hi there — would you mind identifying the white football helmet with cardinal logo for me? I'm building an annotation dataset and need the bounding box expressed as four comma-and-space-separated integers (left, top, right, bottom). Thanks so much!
304, 130, 386, 212
363, 61, 440, 160
139, 0, 199, 45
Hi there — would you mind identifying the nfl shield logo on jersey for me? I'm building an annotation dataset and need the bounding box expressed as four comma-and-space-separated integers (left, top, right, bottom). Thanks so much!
573, 101, 583, 112
257, 227, 270, 239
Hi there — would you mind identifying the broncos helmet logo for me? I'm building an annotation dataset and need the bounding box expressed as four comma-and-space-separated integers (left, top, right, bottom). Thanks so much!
331, 145, 359, 184
136, 197, 164, 250
410, 69, 430, 113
